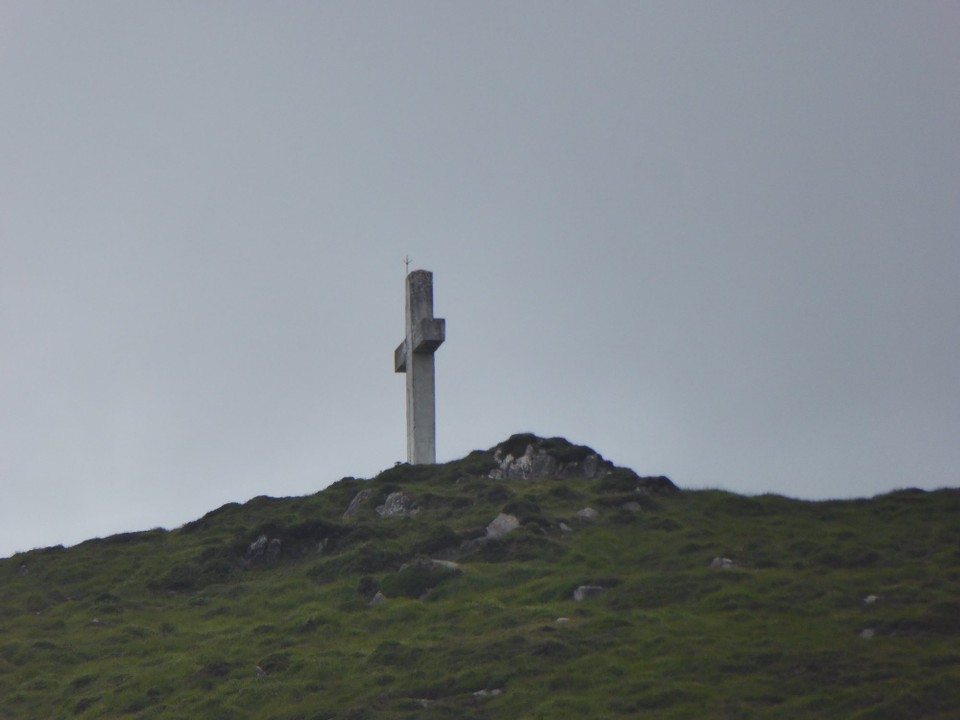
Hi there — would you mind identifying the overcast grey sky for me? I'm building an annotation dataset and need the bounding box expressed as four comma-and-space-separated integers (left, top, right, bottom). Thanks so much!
2, 2, 958, 558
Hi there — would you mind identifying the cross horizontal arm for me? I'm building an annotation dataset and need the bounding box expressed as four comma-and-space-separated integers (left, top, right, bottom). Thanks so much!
412, 318, 445, 354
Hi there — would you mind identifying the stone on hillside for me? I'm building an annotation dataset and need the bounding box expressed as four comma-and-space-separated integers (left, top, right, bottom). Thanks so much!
472, 688, 502, 701
864, 594, 879, 604
576, 507, 598, 522
559, 522, 572, 533
343, 488, 374, 518
486, 513, 520, 539
369, 591, 387, 607
249, 535, 268, 557
488, 435, 613, 480
581, 453, 602, 477
556, 617, 571, 624
486, 434, 681, 493
860, 628, 875, 640
245, 534, 282, 565
399, 556, 461, 572
710, 557, 735, 569
426, 558, 460, 571
491, 444, 560, 479
376, 491, 419, 518
572, 585, 604, 602
621, 501, 643, 513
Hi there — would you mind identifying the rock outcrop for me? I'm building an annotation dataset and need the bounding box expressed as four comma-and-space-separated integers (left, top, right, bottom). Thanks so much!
486, 434, 680, 495
246, 535, 282, 566
344, 489, 420, 519
376, 491, 419, 518
489, 436, 611, 480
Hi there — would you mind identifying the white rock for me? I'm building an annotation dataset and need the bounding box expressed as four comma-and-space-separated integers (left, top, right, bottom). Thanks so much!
860, 628, 875, 639
572, 585, 604, 602
486, 513, 520, 539
576, 507, 598, 522
472, 688, 502, 700
428, 559, 461, 571
376, 491, 419, 518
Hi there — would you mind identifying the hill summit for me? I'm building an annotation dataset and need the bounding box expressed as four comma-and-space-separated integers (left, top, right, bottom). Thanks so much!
2, 434, 958, 719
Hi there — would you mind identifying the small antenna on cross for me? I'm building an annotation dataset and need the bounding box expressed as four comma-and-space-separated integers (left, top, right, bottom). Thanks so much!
403, 255, 412, 275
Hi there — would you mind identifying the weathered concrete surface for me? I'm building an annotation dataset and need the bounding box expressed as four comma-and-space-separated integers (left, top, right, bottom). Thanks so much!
395, 270, 445, 464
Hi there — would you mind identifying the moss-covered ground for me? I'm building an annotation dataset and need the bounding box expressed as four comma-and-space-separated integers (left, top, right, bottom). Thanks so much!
1, 437, 958, 718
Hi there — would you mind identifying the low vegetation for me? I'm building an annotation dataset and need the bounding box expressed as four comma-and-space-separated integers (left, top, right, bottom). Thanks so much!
1, 435, 957, 718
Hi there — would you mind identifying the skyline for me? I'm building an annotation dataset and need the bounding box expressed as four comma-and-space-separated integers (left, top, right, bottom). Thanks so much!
2, 2, 958, 558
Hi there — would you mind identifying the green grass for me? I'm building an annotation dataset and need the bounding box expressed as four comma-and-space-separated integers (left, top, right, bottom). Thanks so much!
1, 436, 958, 718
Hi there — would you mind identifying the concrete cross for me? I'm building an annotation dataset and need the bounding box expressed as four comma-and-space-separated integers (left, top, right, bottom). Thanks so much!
394, 269, 445, 464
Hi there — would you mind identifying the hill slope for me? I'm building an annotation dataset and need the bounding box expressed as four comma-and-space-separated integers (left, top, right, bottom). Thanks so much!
2, 435, 958, 719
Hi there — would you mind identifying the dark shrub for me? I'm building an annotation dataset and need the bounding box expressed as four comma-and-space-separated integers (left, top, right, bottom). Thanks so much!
380, 563, 460, 599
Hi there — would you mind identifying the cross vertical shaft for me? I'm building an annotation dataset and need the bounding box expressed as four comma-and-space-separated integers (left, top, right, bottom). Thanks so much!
394, 269, 445, 464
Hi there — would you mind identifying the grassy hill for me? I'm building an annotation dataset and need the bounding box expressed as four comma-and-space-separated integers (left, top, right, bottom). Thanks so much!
2, 434, 958, 719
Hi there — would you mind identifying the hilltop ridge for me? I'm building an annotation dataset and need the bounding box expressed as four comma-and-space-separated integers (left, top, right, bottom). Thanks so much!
1, 435, 958, 718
